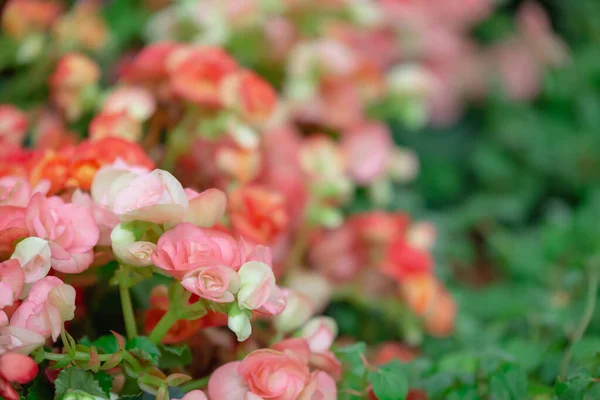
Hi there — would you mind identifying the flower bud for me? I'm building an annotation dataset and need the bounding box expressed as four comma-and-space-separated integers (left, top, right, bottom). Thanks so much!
273, 289, 314, 334
237, 261, 276, 310
301, 317, 338, 353
228, 303, 252, 341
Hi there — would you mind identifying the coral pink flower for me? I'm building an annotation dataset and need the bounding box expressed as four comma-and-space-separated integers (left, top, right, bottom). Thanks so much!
183, 188, 227, 228
2, 0, 61, 39
0, 206, 28, 258
223, 70, 278, 124
168, 46, 238, 106
152, 223, 242, 279
0, 105, 28, 147
0, 177, 49, 207
181, 266, 240, 303
372, 342, 419, 365
382, 238, 433, 281
298, 371, 337, 400
10, 276, 76, 341
89, 111, 142, 143
209, 349, 311, 400
127, 41, 180, 83
26, 193, 99, 273
0, 353, 38, 400
0, 260, 24, 309
342, 122, 393, 184
229, 185, 289, 245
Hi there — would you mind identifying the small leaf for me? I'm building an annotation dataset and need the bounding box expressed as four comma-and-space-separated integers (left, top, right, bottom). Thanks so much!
93, 335, 119, 353
158, 344, 192, 369
127, 337, 161, 365
100, 353, 123, 370
111, 331, 126, 350
54, 367, 107, 399
165, 373, 192, 387
368, 360, 409, 400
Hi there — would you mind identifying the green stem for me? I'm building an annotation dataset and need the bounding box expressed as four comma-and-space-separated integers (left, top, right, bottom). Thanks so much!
180, 376, 210, 392
559, 261, 599, 380
118, 265, 138, 340
44, 351, 112, 362
148, 308, 180, 345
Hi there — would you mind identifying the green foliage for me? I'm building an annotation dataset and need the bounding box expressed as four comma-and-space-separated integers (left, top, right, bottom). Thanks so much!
126, 336, 161, 365
54, 367, 107, 399
158, 344, 193, 369
368, 361, 409, 400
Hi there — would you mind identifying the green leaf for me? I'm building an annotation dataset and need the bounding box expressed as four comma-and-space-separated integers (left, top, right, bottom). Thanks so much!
334, 343, 367, 400
555, 376, 593, 400
488, 364, 527, 400
54, 367, 107, 399
126, 336, 160, 365
368, 360, 409, 400
26, 373, 54, 400
95, 371, 114, 397
92, 335, 119, 354
158, 344, 193, 369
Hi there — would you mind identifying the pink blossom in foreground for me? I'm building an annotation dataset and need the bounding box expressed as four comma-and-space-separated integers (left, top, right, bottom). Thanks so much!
9, 276, 76, 342
0, 260, 24, 309
26, 193, 99, 273
152, 223, 242, 279
0, 352, 38, 400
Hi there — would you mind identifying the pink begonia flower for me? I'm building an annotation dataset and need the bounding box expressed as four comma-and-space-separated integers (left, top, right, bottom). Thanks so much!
113, 240, 157, 268
0, 352, 38, 400
298, 371, 337, 400
109, 169, 189, 223
237, 261, 286, 315
11, 236, 51, 280
272, 338, 341, 381
301, 317, 338, 354
342, 122, 393, 185
71, 189, 119, 247
285, 270, 332, 313
183, 188, 227, 228
273, 289, 314, 334
209, 349, 311, 400
26, 193, 99, 273
0, 177, 49, 207
152, 223, 242, 279
175, 390, 208, 400
92, 164, 227, 226
10, 276, 76, 341
0, 260, 24, 309
0, 352, 38, 384
102, 86, 157, 121
271, 338, 312, 365
0, 325, 45, 355
0, 206, 28, 258
0, 105, 28, 147
181, 266, 240, 303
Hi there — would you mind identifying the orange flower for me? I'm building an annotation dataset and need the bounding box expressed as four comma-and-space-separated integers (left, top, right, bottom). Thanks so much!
400, 274, 456, 337
223, 70, 278, 124
29, 151, 71, 195
168, 46, 238, 107
371, 342, 419, 365
2, 0, 61, 39
229, 185, 289, 245
89, 111, 142, 143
